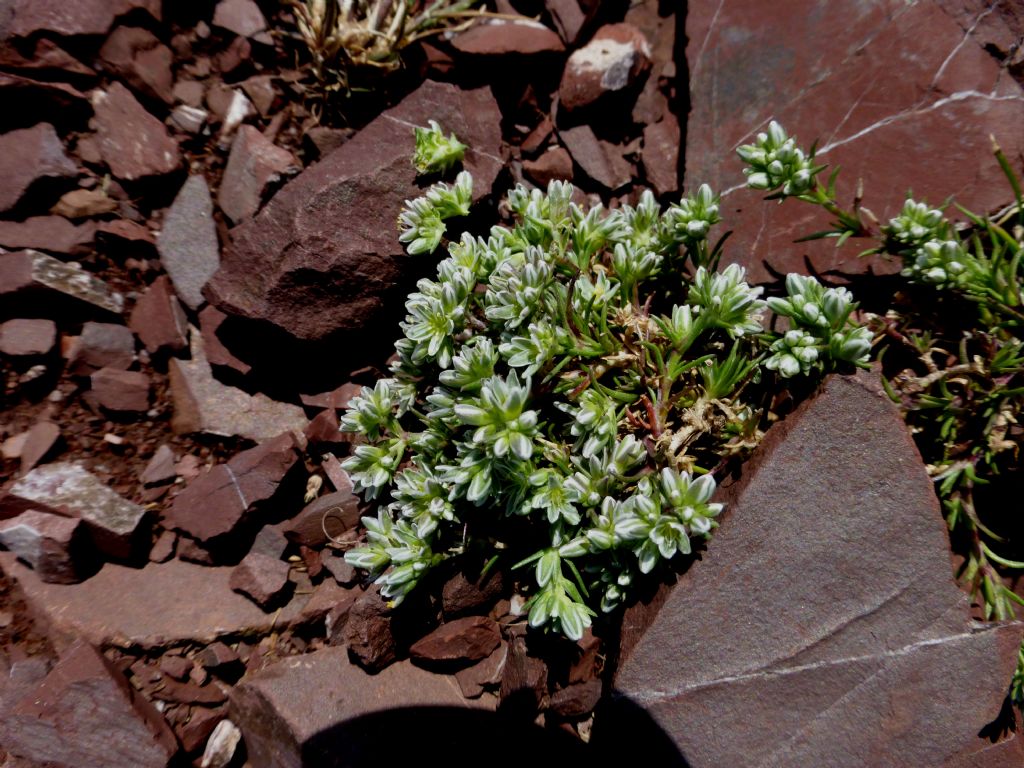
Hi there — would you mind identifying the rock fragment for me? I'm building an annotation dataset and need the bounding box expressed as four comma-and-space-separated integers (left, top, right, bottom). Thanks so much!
92, 82, 179, 181
410, 616, 502, 667
0, 640, 177, 768
601, 371, 1024, 765
230, 551, 291, 609
66, 321, 135, 375
523, 146, 574, 187
157, 175, 220, 309
0, 123, 76, 213
129, 275, 188, 354
0, 250, 124, 316
0, 509, 90, 583
218, 125, 298, 223
19, 420, 62, 474
0, 553, 314, 648
0, 216, 95, 254
560, 125, 632, 191
205, 80, 503, 342
168, 331, 308, 441
213, 0, 268, 39
99, 27, 174, 104
164, 432, 300, 544
1, 0, 161, 38
0, 318, 57, 357
451, 20, 565, 55
6, 461, 148, 560
559, 23, 651, 112
641, 116, 681, 196
90, 368, 151, 413
230, 648, 485, 768
278, 487, 360, 549
51, 188, 118, 218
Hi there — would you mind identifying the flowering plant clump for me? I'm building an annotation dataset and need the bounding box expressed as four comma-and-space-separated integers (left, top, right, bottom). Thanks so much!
341, 126, 872, 640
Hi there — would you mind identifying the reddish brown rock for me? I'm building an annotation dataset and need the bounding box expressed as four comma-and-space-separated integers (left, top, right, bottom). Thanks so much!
99, 27, 174, 105
213, 0, 268, 38
51, 188, 118, 218
1, 0, 161, 38
452, 20, 565, 55
344, 588, 397, 671
0, 640, 177, 768
5, 461, 148, 560
240, 75, 275, 116
523, 146, 574, 187
230, 551, 291, 609
0, 509, 90, 584
321, 552, 356, 586
546, 0, 600, 44
230, 648, 487, 768
278, 487, 361, 549
0, 250, 124, 316
198, 305, 251, 375
642, 117, 681, 196
149, 528, 176, 562
500, 635, 548, 713
157, 175, 220, 310
19, 420, 61, 474
90, 367, 151, 413
549, 679, 602, 719
219, 125, 298, 224
178, 706, 226, 753
0, 74, 91, 133
129, 276, 188, 355
304, 408, 344, 449
601, 372, 1024, 765
196, 642, 240, 671
159, 654, 192, 681
140, 444, 177, 486
173, 79, 205, 107
442, 567, 505, 618
559, 23, 651, 112
92, 82, 179, 181
205, 80, 503, 342
97, 218, 156, 247
0, 123, 76, 213
66, 322, 135, 375
410, 616, 501, 667
686, 0, 1024, 283
0, 318, 56, 357
168, 332, 307, 441
0, 37, 95, 82
0, 553, 315, 649
151, 677, 228, 705
165, 433, 300, 544
560, 125, 632, 191
303, 125, 353, 159
0, 216, 95, 254
454, 641, 507, 698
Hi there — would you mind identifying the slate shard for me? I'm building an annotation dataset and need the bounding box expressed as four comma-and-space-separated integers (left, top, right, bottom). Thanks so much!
205, 79, 503, 342
598, 371, 1024, 767
157, 175, 220, 310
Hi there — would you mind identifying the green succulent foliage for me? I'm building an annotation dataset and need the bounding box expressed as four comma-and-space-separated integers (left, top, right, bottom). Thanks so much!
413, 120, 467, 175
342, 134, 871, 641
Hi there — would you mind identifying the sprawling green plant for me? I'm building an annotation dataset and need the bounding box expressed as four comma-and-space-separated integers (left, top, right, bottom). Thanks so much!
744, 122, 1024, 700
340, 125, 871, 640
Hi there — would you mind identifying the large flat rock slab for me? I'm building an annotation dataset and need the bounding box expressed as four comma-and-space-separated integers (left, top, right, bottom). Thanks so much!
599, 371, 1024, 766
0, 553, 310, 649
205, 79, 503, 342
685, 0, 1024, 282
231, 648, 488, 768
